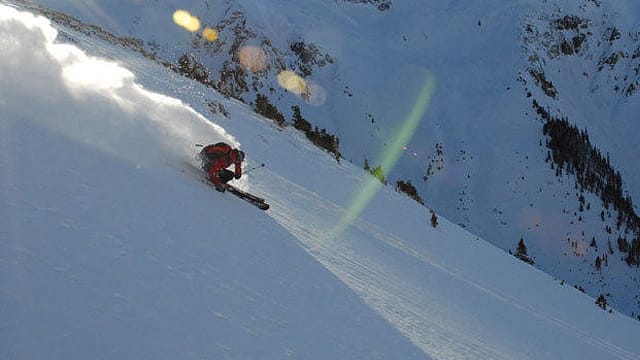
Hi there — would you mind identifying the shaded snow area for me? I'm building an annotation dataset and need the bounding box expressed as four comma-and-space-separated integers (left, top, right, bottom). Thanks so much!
2, 5, 640, 360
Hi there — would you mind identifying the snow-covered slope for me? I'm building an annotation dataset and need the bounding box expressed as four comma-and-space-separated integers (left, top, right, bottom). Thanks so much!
2, 4, 640, 359
22, 0, 640, 317
0, 6, 422, 359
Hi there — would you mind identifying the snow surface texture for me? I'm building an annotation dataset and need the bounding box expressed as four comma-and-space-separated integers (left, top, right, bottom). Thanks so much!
24, 0, 640, 317
2, 4, 640, 360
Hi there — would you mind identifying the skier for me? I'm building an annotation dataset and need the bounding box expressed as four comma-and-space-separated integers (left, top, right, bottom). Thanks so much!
198, 142, 244, 192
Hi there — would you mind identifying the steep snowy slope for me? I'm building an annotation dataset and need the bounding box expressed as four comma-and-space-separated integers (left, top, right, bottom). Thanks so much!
22, 0, 640, 317
2, 4, 640, 359
0, 6, 423, 359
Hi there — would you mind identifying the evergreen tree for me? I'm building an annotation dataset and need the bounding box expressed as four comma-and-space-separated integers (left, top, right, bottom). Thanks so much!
533, 99, 640, 266
515, 238, 534, 265
517, 238, 528, 257
430, 209, 438, 228
291, 105, 311, 133
177, 53, 211, 85
254, 94, 286, 126
290, 106, 341, 161
396, 179, 424, 205
596, 294, 608, 310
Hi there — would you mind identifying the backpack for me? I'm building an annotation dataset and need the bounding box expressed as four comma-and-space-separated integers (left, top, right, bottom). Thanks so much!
200, 142, 232, 165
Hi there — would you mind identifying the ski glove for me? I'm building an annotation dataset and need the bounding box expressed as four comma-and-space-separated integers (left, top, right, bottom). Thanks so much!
234, 173, 241, 180
215, 184, 226, 193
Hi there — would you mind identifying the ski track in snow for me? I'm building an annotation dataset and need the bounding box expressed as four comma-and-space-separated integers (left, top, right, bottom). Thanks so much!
258, 169, 640, 360
259, 171, 516, 359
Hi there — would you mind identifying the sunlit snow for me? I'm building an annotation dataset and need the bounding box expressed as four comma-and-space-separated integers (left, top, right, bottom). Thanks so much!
2, 4, 640, 360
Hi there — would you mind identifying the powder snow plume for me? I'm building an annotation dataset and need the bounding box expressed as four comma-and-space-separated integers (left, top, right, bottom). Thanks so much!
0, 4, 236, 169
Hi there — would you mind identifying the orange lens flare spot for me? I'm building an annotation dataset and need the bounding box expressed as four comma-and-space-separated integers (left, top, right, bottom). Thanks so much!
173, 10, 201, 32
277, 70, 307, 95
202, 27, 219, 42
517, 207, 543, 232
238, 46, 267, 72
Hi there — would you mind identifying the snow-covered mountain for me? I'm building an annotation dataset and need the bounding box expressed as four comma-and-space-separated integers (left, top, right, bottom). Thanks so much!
16, 0, 639, 319
2, 2, 640, 359
22, 0, 640, 319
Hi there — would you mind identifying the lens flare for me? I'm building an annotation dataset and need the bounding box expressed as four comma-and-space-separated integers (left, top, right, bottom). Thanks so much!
517, 207, 542, 231
278, 70, 307, 95
173, 10, 200, 32
305, 81, 327, 106
202, 27, 218, 42
338, 71, 436, 235
239, 46, 267, 72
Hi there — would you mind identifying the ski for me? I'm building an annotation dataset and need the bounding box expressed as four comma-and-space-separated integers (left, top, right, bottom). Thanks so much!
198, 176, 269, 210
182, 160, 269, 210
224, 184, 270, 210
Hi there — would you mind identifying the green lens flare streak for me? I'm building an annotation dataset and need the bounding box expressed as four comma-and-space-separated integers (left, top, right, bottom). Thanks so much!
336, 73, 436, 236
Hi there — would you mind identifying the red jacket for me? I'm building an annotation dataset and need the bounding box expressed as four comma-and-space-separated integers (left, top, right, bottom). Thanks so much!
200, 143, 242, 185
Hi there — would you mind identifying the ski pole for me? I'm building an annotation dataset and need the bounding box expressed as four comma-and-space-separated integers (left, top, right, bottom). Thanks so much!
244, 163, 265, 174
